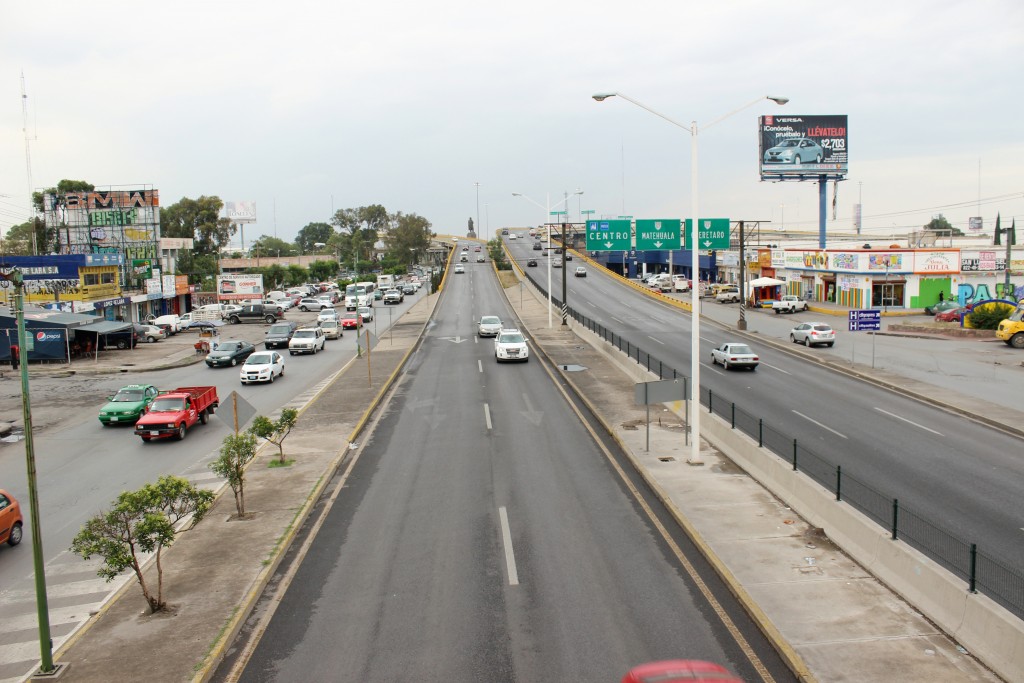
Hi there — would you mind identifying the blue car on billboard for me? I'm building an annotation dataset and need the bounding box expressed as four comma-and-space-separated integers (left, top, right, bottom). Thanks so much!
763, 137, 824, 164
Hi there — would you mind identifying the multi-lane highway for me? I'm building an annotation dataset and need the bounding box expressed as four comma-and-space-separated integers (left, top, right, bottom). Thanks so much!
231, 258, 795, 682
506, 238, 1024, 578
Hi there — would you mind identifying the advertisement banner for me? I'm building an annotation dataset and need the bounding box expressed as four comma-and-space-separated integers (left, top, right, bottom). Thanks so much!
217, 275, 264, 301
223, 201, 257, 223
759, 115, 848, 179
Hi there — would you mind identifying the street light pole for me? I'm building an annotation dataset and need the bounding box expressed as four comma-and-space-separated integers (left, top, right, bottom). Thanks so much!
474, 182, 481, 241
593, 92, 787, 466
513, 190, 582, 327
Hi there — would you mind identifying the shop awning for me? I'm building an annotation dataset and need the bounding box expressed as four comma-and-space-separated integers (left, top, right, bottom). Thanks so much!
76, 320, 133, 334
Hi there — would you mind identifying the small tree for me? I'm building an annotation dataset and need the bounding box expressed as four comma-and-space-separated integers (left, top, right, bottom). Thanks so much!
211, 432, 258, 516
70, 476, 214, 613
250, 408, 299, 464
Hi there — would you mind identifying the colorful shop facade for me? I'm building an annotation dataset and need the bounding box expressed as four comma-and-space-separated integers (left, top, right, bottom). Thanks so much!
775, 248, 960, 309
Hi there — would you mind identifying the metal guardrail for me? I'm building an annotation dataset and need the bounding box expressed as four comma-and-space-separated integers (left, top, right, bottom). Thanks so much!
520, 265, 1024, 621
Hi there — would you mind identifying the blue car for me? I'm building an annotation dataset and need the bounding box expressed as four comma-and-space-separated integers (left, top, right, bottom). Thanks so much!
764, 137, 824, 164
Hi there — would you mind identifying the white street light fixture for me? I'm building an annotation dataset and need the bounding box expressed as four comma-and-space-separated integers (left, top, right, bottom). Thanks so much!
593, 92, 787, 465
513, 190, 582, 328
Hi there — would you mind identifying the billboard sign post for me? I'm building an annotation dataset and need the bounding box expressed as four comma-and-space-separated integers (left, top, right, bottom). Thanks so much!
759, 115, 848, 180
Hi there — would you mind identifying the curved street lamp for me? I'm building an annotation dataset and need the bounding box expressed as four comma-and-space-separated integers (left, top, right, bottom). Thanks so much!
592, 92, 787, 465
513, 190, 583, 327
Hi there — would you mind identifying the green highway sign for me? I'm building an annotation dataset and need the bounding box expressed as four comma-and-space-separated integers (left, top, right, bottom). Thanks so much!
586, 219, 632, 251
549, 210, 567, 216
635, 219, 681, 251
684, 218, 731, 250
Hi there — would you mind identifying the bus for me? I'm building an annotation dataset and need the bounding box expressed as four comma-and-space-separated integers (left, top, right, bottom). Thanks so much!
345, 282, 376, 310
377, 274, 396, 290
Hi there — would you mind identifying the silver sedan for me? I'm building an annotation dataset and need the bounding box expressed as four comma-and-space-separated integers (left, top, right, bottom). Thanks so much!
710, 342, 759, 370
790, 322, 836, 348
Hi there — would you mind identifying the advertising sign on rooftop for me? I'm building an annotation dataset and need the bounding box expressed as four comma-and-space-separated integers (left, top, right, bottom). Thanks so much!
759, 115, 848, 180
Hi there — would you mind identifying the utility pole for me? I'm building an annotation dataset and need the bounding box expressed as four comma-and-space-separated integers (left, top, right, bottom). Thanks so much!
0, 268, 56, 676
21, 72, 36, 254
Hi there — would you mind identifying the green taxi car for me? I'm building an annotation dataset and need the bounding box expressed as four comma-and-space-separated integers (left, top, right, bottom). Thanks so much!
98, 384, 159, 426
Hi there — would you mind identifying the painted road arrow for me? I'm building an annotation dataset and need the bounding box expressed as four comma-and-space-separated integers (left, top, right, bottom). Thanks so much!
440, 336, 467, 343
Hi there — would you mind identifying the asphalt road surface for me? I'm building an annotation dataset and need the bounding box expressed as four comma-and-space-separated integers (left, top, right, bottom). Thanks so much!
233, 260, 795, 682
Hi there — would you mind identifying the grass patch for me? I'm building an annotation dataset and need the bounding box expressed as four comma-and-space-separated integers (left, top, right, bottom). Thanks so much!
194, 604, 241, 673
497, 270, 519, 289
267, 459, 296, 468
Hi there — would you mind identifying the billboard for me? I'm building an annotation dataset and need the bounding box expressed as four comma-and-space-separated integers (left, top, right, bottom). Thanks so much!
759, 115, 848, 179
223, 201, 257, 223
217, 274, 264, 301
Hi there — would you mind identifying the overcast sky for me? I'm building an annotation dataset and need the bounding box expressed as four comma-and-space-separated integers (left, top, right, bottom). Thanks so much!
2, 1, 1022, 248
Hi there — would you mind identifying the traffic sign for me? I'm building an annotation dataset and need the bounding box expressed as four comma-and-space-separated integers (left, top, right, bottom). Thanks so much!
848, 309, 881, 331
635, 219, 681, 251
684, 218, 731, 250
586, 219, 632, 251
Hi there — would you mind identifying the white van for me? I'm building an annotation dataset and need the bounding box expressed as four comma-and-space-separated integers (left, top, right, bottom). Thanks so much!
266, 290, 288, 301
647, 274, 672, 292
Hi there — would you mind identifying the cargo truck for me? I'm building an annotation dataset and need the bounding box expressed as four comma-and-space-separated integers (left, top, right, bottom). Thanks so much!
134, 386, 219, 442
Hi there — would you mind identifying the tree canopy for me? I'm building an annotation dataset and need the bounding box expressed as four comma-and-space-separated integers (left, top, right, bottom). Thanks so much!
161, 196, 235, 255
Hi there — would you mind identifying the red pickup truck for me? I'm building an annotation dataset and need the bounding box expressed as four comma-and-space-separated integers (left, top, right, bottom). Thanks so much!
134, 386, 219, 442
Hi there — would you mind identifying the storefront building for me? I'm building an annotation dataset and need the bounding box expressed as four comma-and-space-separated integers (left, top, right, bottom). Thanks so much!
779, 248, 960, 308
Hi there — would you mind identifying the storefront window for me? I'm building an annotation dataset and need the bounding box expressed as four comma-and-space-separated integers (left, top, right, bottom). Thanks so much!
872, 281, 904, 308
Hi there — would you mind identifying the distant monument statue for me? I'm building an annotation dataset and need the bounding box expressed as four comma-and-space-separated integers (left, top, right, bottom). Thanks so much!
467, 217, 476, 238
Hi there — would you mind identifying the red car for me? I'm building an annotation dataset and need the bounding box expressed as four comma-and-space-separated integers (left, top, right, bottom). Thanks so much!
341, 314, 362, 330
0, 488, 24, 548
935, 306, 969, 323
622, 660, 741, 683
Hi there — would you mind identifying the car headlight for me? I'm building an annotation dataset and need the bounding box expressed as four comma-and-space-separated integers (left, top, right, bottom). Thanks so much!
167, 423, 176, 429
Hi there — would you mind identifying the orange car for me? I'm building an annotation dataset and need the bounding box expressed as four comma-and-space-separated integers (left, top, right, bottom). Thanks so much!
0, 488, 24, 548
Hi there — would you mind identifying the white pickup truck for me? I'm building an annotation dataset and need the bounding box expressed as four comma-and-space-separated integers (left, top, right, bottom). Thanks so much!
772, 295, 809, 314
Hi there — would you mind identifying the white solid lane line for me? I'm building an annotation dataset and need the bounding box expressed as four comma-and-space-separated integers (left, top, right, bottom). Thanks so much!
760, 362, 790, 374
498, 506, 519, 586
484, 403, 492, 430
874, 407, 944, 436
647, 335, 665, 345
478, 359, 483, 373
611, 316, 625, 324
792, 410, 849, 439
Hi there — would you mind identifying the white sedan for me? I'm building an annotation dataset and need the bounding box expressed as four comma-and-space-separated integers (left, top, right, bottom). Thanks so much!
710, 342, 759, 371
239, 351, 285, 384
357, 306, 374, 322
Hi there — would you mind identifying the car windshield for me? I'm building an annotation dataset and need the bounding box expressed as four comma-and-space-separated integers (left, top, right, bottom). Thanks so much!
219, 343, 241, 352
112, 389, 144, 402
150, 397, 184, 412
499, 333, 525, 344
293, 330, 315, 338
321, 321, 338, 328
268, 325, 291, 334
729, 345, 753, 355
481, 316, 501, 325
776, 139, 800, 148
247, 353, 273, 364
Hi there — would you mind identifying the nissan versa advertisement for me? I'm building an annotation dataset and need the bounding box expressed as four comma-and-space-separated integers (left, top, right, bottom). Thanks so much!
216, 275, 264, 301
759, 114, 848, 179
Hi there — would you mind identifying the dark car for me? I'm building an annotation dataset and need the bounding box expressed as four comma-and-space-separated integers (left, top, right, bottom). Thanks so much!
401, 283, 416, 295
532, 242, 542, 250
205, 340, 256, 367
527, 259, 538, 267
98, 326, 139, 350
924, 299, 960, 316
264, 321, 300, 349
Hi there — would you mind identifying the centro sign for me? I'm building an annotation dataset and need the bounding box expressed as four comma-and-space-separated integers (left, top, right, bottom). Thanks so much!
586, 219, 632, 251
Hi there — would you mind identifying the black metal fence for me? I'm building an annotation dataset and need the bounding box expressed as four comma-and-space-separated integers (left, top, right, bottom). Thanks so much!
523, 267, 1024, 620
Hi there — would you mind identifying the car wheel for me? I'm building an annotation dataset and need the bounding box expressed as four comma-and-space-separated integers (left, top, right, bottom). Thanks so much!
7, 521, 23, 546
793, 154, 802, 164
116, 339, 128, 350
804, 337, 811, 347
290, 351, 296, 356
790, 334, 797, 343
200, 410, 209, 425
300, 306, 308, 312
230, 316, 240, 324
266, 316, 276, 324
724, 360, 730, 370
750, 365, 757, 371
774, 308, 780, 314
231, 358, 238, 366
148, 336, 157, 343
1009, 333, 1024, 349
827, 342, 834, 347
815, 153, 823, 163
141, 436, 151, 442
269, 372, 275, 383
177, 423, 187, 440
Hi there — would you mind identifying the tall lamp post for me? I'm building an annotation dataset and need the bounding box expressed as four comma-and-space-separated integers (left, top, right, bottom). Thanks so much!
474, 182, 481, 240
593, 92, 787, 465
513, 190, 583, 327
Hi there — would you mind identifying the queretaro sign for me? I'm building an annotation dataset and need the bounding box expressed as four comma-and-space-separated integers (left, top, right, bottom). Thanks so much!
759, 115, 848, 179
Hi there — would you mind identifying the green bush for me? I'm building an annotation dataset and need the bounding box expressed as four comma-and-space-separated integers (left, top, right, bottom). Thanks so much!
967, 302, 1014, 329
